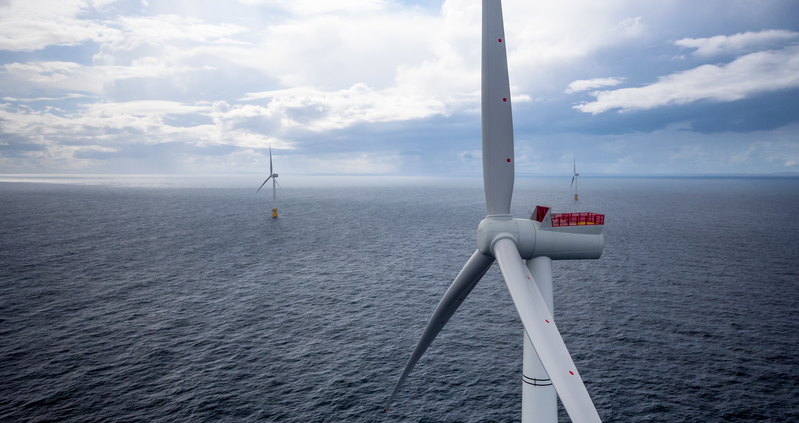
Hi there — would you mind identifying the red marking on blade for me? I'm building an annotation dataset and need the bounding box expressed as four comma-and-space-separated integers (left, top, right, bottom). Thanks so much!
459, 298, 463, 300
383, 409, 387, 413
507, 158, 511, 162
498, 38, 502, 42
441, 321, 445, 324
527, 276, 530, 280
503, 98, 507, 102
545, 319, 549, 323
569, 371, 574, 375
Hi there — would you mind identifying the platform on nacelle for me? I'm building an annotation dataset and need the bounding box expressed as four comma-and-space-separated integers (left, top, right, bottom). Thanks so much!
531, 206, 604, 227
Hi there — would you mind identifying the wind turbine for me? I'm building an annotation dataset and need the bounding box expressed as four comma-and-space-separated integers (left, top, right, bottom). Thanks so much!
256, 146, 280, 218
571, 157, 579, 201
385, 1, 606, 422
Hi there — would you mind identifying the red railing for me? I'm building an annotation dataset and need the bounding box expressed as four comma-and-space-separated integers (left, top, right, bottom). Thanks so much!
551, 212, 605, 227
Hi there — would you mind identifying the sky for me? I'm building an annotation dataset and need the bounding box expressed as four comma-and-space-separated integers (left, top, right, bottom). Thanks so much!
1, 0, 798, 176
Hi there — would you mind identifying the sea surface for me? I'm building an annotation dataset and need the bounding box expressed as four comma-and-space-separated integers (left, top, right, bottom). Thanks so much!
1, 175, 798, 422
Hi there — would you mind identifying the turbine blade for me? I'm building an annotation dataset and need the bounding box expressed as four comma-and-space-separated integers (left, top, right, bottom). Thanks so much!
256, 175, 272, 193
481, 0, 514, 216
275, 179, 282, 189
570, 176, 575, 189
385, 250, 494, 411
492, 239, 602, 423
269, 146, 273, 176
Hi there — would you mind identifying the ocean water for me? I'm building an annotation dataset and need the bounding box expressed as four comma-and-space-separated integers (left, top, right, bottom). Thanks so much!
1, 175, 798, 422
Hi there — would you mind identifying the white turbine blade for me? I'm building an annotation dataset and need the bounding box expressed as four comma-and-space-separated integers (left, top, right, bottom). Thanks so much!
574, 157, 576, 175
481, 0, 514, 216
274, 179, 282, 189
493, 239, 602, 423
269, 145, 273, 176
385, 250, 494, 412
570, 176, 575, 189
256, 175, 272, 193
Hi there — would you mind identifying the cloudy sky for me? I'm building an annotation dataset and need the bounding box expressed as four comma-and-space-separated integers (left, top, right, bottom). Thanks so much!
1, 0, 798, 176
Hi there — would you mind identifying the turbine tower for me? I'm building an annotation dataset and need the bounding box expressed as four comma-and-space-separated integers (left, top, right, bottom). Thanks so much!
571, 157, 579, 201
256, 146, 280, 218
385, 1, 606, 422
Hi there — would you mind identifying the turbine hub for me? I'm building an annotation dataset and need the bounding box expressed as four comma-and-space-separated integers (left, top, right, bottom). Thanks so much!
477, 215, 519, 257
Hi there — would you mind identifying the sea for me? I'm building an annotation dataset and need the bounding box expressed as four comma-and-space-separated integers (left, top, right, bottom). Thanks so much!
1, 174, 797, 423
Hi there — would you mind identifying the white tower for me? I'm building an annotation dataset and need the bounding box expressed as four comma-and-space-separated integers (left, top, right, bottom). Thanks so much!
571, 157, 579, 201
256, 146, 279, 218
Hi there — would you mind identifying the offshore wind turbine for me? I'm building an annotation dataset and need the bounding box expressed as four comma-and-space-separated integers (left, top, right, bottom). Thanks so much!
385, 1, 607, 422
256, 146, 280, 218
571, 157, 579, 201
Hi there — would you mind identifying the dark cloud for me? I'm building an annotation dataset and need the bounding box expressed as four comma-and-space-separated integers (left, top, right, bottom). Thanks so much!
272, 113, 480, 157
0, 133, 44, 157
513, 87, 799, 136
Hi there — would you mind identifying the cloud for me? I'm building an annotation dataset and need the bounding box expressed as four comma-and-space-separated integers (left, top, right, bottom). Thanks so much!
574, 45, 799, 114
82, 100, 212, 116
676, 29, 799, 57
504, 3, 649, 74
615, 16, 645, 37
241, 83, 447, 131
115, 15, 248, 43
565, 77, 625, 94
254, 0, 388, 15
2, 0, 798, 175
92, 15, 249, 67
1, 60, 208, 93
0, 0, 120, 51
2, 93, 89, 102
0, 99, 275, 151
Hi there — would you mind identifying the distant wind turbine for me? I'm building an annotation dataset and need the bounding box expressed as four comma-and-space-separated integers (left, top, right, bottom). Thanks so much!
385, 1, 607, 422
571, 157, 579, 201
256, 146, 280, 218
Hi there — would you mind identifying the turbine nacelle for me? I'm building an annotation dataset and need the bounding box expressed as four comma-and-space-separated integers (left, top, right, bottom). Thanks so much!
477, 208, 604, 261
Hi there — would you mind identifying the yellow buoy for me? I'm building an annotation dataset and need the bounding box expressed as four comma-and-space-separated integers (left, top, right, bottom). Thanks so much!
272, 207, 278, 218
574, 194, 578, 201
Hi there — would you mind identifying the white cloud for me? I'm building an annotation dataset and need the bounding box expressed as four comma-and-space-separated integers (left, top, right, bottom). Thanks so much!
242, 83, 447, 131
82, 100, 212, 116
2, 0, 797, 175
0, 98, 285, 167
116, 15, 248, 43
730, 145, 756, 164
92, 15, 248, 66
238, 10, 445, 89
2, 93, 89, 102
565, 77, 625, 94
676, 30, 798, 57
232, 0, 388, 15
574, 45, 799, 114
615, 16, 645, 37
503, 2, 649, 72
0, 0, 120, 51
1, 60, 206, 93
0, 0, 657, 119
